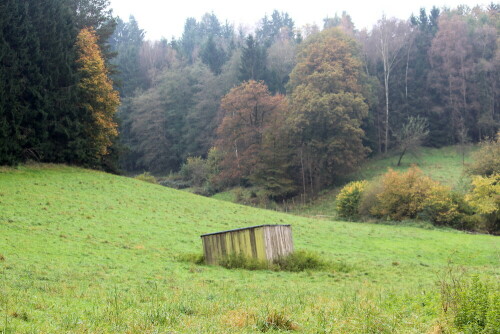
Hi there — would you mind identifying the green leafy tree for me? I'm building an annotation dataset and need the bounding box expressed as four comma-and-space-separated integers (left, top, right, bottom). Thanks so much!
201, 35, 227, 75
287, 28, 370, 194
109, 16, 145, 97
239, 35, 268, 82
256, 10, 296, 47
68, 0, 116, 63
0, 0, 36, 164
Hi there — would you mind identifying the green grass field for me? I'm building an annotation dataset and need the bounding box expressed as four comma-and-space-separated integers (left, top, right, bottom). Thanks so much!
0, 164, 498, 333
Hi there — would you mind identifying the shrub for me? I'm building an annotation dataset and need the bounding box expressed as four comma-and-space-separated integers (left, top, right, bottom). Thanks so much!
336, 180, 368, 220
467, 133, 500, 177
180, 156, 209, 187
466, 173, 500, 234
272, 250, 325, 272
370, 166, 444, 221
419, 188, 463, 227
158, 176, 191, 189
134, 172, 157, 184
358, 178, 384, 217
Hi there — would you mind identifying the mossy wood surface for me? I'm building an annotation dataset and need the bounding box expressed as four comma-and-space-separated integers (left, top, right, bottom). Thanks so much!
201, 225, 293, 264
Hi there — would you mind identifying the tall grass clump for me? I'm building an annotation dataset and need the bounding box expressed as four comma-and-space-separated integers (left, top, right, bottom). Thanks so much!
272, 250, 325, 272
206, 250, 327, 272
176, 253, 205, 265
257, 310, 298, 332
440, 272, 500, 333
219, 253, 269, 271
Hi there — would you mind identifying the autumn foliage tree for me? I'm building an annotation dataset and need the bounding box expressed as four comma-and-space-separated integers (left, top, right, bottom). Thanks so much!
429, 8, 499, 143
287, 28, 370, 194
215, 80, 289, 189
75, 27, 119, 165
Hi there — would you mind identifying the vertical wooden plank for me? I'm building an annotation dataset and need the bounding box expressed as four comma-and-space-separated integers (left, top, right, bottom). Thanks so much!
249, 228, 257, 258
254, 227, 267, 261
261, 225, 294, 261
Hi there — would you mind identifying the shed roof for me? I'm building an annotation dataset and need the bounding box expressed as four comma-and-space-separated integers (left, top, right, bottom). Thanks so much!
200, 224, 291, 237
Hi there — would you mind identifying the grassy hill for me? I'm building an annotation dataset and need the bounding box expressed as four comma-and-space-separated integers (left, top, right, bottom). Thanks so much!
0, 164, 498, 333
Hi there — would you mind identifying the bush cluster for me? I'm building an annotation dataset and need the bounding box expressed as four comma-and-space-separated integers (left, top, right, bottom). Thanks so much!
336, 166, 498, 233
161, 149, 224, 196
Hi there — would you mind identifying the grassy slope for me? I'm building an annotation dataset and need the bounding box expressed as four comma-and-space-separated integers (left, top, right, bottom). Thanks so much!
294, 146, 475, 218
0, 164, 498, 333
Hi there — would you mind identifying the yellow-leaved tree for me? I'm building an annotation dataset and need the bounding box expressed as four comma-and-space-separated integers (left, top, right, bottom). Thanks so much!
75, 27, 119, 165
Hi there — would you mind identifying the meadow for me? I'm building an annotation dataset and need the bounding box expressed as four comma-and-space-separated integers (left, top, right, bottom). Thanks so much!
0, 164, 498, 333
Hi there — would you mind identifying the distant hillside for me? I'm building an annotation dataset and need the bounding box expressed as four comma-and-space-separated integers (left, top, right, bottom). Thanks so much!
0, 164, 497, 332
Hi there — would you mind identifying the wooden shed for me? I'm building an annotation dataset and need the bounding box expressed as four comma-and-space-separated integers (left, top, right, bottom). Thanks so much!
201, 225, 294, 265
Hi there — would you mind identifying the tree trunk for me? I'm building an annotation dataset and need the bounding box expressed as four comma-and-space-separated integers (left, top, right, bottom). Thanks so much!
384, 71, 390, 153
300, 145, 306, 204
397, 147, 406, 166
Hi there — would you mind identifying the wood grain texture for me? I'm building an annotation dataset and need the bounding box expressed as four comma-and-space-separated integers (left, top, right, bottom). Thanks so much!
201, 225, 293, 265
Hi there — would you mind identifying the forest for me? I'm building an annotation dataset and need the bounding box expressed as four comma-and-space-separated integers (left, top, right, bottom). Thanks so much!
1, 0, 499, 199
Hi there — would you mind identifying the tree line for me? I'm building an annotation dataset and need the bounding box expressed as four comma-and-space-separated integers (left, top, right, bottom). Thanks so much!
1, 2, 499, 199
0, 0, 119, 168
114, 5, 499, 198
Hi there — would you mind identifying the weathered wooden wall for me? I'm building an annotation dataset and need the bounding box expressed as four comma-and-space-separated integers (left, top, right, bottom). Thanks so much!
262, 225, 294, 261
201, 225, 293, 265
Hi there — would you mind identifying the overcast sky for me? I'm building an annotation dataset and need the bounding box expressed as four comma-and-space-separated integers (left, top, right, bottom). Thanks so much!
108, 0, 489, 41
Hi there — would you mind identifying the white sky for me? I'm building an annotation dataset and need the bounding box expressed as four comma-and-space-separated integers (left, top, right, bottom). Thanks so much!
109, 0, 490, 41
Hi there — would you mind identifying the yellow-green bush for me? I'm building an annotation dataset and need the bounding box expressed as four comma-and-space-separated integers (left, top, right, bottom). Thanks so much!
420, 188, 465, 227
134, 172, 157, 184
358, 178, 383, 217
466, 173, 500, 234
370, 166, 442, 220
355, 166, 480, 230
467, 133, 500, 177
336, 180, 368, 219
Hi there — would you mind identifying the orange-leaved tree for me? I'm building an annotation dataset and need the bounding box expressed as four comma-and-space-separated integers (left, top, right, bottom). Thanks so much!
215, 80, 288, 189
75, 27, 119, 165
